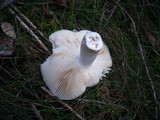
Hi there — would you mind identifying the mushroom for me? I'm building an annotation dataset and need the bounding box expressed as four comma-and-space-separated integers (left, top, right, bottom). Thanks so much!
41, 30, 112, 100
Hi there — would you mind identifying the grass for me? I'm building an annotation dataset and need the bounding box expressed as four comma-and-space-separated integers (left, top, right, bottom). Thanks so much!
0, 0, 160, 120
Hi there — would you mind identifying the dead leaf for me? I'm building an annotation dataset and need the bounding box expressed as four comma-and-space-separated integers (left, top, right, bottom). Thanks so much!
1, 22, 16, 39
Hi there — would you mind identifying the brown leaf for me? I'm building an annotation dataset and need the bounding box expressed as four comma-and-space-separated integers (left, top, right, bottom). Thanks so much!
1, 22, 16, 39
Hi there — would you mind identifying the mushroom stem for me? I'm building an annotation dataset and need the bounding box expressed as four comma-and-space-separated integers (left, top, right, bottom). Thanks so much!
79, 32, 103, 67
80, 45, 99, 67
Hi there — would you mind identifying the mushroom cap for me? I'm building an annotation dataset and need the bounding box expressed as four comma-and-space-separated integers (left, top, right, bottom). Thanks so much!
41, 30, 112, 100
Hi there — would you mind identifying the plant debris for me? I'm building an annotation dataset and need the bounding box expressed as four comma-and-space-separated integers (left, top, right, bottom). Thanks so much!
1, 22, 16, 39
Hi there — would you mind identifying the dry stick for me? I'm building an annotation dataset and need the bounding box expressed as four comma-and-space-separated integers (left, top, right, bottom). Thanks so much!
11, 5, 49, 42
8, 8, 51, 54
114, 1, 158, 119
31, 104, 44, 120
41, 87, 86, 120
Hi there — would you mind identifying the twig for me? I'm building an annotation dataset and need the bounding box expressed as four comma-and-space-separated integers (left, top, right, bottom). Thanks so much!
8, 8, 51, 54
11, 5, 49, 42
41, 86, 86, 120
31, 104, 44, 120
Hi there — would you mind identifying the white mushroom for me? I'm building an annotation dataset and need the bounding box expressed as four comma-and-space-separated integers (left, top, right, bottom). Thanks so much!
41, 30, 112, 100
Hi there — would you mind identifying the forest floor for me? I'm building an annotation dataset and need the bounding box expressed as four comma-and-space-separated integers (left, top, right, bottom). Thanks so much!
0, 0, 160, 120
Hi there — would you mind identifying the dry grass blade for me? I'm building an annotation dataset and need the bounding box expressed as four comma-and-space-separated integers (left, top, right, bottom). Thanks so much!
109, 6, 117, 19
77, 99, 107, 105
114, 0, 136, 31
31, 104, 44, 120
41, 87, 86, 120
15, 1, 55, 5
8, 8, 51, 54
114, 1, 158, 119
99, 0, 108, 24
137, 40, 158, 120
